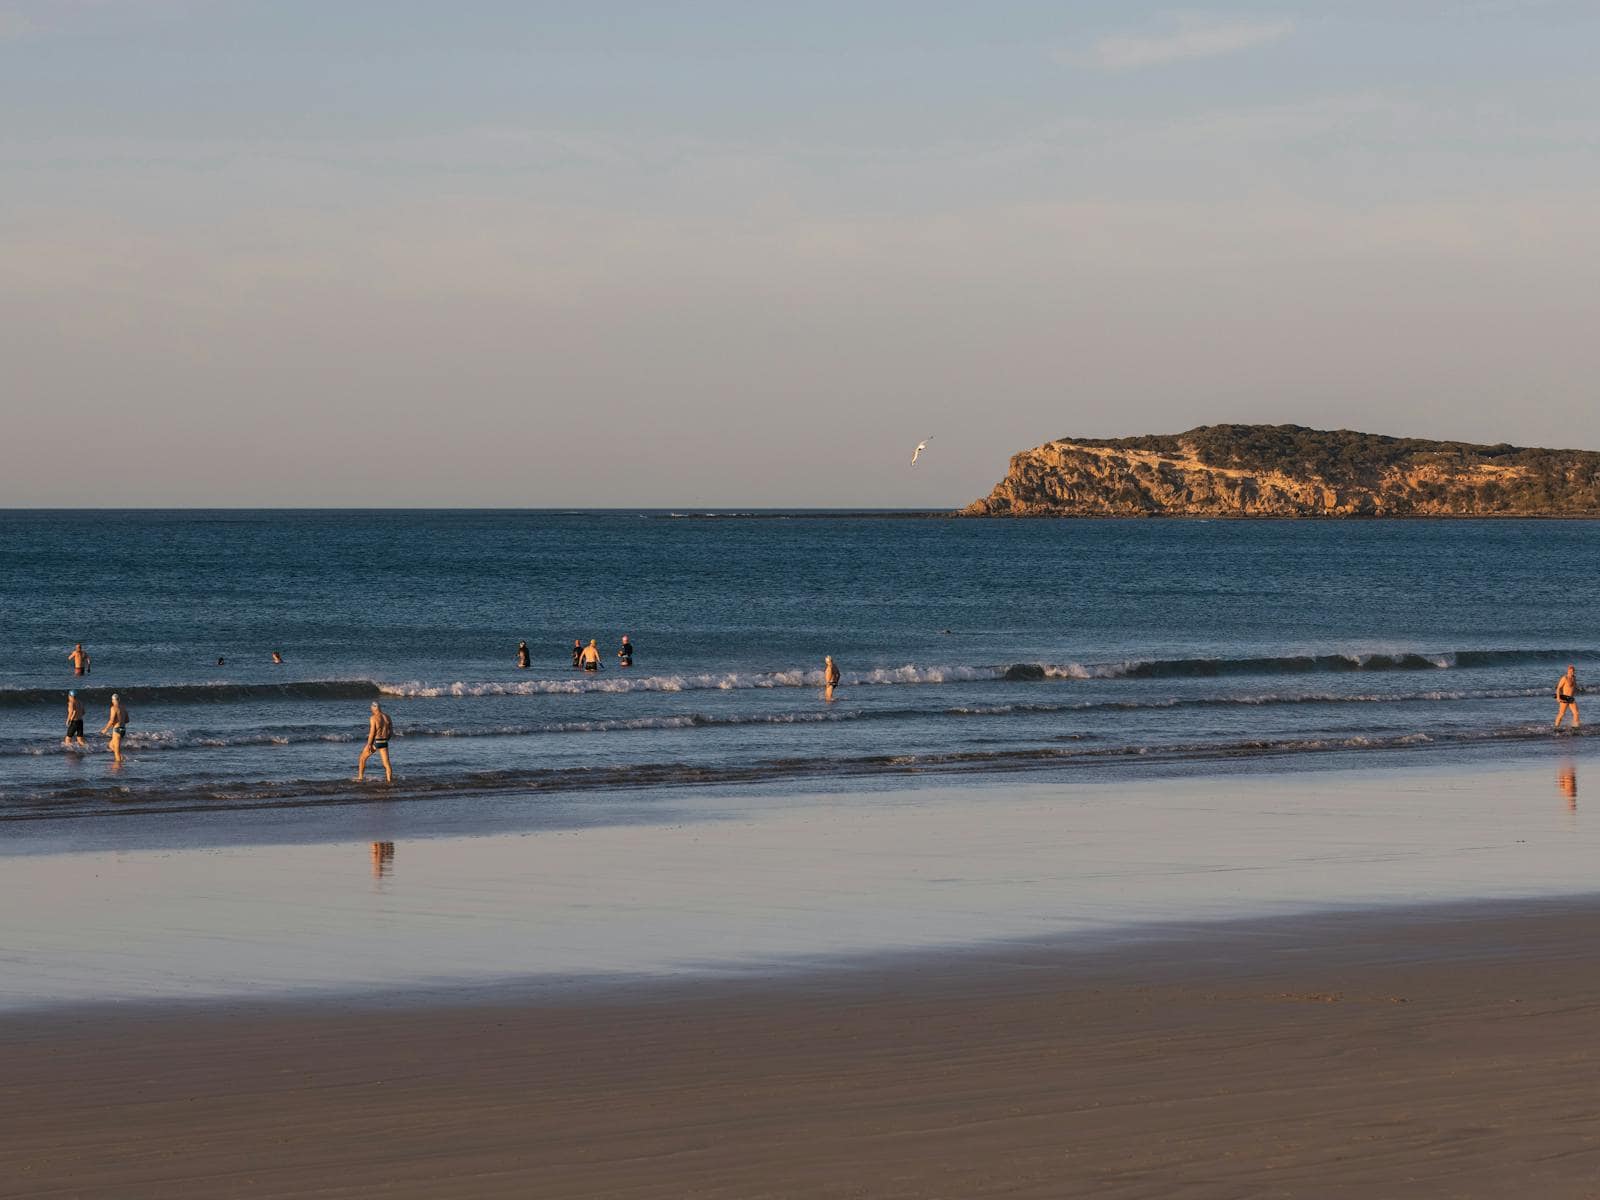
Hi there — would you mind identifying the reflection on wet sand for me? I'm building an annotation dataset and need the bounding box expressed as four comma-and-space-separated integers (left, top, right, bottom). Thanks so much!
371, 841, 395, 879
1558, 763, 1577, 813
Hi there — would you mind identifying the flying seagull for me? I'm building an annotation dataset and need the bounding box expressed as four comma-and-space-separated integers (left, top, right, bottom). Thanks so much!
910, 438, 930, 466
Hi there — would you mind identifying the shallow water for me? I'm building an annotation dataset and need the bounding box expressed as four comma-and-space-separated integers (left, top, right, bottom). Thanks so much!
1, 756, 1594, 1009
3, 512, 1598, 823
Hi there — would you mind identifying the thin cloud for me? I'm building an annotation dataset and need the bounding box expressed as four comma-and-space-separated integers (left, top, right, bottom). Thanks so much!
1086, 16, 1294, 70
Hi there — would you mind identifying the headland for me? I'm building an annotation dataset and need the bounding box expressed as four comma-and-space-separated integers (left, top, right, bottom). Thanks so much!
963, 424, 1600, 516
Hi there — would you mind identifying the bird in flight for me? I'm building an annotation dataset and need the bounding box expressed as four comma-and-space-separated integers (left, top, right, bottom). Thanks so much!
910, 438, 930, 466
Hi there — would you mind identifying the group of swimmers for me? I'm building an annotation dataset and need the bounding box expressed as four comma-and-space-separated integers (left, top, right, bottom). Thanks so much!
511, 637, 636, 672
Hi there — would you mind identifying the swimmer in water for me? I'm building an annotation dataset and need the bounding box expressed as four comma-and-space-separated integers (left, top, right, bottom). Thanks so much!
580, 639, 602, 673
67, 643, 91, 676
617, 635, 633, 668
101, 693, 128, 763
1555, 665, 1580, 729
272, 650, 284, 664
63, 690, 87, 749
517, 640, 530, 669
572, 639, 583, 669
823, 655, 840, 701
357, 701, 394, 783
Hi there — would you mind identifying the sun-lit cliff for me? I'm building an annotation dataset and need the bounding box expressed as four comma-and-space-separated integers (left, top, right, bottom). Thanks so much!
961, 424, 1600, 517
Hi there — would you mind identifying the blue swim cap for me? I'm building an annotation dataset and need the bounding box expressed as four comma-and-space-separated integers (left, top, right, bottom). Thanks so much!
68, 690, 75, 697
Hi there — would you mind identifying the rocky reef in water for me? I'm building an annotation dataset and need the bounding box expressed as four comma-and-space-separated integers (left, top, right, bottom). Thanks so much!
961, 424, 1600, 517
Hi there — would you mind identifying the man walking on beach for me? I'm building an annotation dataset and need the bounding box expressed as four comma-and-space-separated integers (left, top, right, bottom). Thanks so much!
1555, 665, 1580, 729
63, 690, 87, 749
100, 693, 128, 763
358, 701, 394, 782
67, 643, 90, 676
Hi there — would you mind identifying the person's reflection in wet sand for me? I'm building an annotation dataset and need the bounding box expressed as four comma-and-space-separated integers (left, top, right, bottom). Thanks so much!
1558, 762, 1577, 814
370, 841, 395, 879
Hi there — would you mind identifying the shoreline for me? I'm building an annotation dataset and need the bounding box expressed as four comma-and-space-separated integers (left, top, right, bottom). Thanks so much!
7, 895, 1600, 1197
4, 753, 1597, 1011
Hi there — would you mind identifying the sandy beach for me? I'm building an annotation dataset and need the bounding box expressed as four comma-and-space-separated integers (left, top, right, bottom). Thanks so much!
4, 897, 1600, 1199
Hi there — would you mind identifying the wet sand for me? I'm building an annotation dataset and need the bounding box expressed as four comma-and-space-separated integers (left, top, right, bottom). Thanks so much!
6, 897, 1600, 1199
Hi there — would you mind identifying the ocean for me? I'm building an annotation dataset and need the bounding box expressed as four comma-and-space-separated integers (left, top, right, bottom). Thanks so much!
2, 510, 1595, 829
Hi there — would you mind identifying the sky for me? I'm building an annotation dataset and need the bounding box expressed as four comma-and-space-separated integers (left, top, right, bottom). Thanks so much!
3, 0, 1597, 507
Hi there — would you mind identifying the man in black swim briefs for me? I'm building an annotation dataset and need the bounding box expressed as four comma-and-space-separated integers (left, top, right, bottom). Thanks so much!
63, 690, 87, 749
358, 700, 394, 782
1555, 665, 1580, 729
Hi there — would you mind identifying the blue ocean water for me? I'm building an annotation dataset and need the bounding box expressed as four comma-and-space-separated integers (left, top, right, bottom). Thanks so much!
1, 511, 1596, 824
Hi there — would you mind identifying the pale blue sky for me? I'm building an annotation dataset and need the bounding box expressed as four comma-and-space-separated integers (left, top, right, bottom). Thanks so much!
3, 1, 1597, 505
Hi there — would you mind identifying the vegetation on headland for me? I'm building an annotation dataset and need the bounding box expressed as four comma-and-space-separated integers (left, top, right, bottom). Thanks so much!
962, 424, 1600, 517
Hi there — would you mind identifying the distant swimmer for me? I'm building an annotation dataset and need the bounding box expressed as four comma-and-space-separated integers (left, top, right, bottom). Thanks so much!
101, 693, 128, 763
67, 643, 91, 676
572, 639, 584, 669
517, 640, 531, 670
63, 690, 87, 750
617, 635, 633, 668
1555, 665, 1580, 730
358, 700, 394, 783
272, 650, 284, 664
823, 655, 841, 700
581, 639, 602, 673
216, 656, 226, 667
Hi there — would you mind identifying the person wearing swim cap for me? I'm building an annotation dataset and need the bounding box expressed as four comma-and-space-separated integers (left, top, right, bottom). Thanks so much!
823, 655, 841, 701
63, 690, 87, 749
358, 700, 394, 783
516, 640, 530, 669
100, 693, 128, 763
617, 635, 633, 668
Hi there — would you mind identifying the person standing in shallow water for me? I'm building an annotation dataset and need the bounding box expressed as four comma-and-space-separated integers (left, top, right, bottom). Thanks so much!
101, 693, 128, 763
1555, 665, 1580, 729
617, 635, 633, 668
572, 639, 583, 669
823, 655, 841, 702
516, 641, 530, 670
358, 701, 394, 782
63, 690, 87, 749
580, 639, 602, 673
67, 643, 90, 676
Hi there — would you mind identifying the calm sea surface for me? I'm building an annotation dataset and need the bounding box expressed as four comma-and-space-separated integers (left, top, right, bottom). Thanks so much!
2, 511, 1596, 828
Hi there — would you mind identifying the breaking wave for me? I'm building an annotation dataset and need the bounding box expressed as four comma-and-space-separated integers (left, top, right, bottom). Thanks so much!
3, 722, 1581, 821
0, 649, 1583, 711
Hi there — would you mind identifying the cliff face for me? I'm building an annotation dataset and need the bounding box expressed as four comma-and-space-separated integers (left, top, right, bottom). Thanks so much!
962, 425, 1600, 517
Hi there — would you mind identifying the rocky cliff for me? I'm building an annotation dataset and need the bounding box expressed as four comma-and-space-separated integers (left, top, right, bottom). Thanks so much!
962, 424, 1600, 517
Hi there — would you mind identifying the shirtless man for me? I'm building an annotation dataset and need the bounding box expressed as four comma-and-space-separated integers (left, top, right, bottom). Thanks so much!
823, 655, 841, 701
357, 701, 394, 782
580, 639, 602, 673
67, 643, 90, 676
100, 693, 128, 763
63, 690, 87, 749
1555, 665, 1580, 729
516, 641, 531, 669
